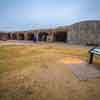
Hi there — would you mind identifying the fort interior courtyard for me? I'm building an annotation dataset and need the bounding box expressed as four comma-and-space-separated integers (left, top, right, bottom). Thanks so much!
0, 20, 100, 100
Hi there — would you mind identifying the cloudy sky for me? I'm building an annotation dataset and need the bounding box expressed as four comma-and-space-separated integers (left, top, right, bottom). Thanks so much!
0, 0, 100, 31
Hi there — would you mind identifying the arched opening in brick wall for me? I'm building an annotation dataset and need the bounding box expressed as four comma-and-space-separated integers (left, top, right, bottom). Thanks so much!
8, 34, 11, 39
12, 34, 17, 40
19, 34, 24, 40
27, 33, 34, 40
38, 32, 48, 41
54, 31, 67, 42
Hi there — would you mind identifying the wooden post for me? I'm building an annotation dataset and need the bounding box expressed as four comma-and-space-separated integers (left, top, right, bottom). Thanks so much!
89, 53, 94, 64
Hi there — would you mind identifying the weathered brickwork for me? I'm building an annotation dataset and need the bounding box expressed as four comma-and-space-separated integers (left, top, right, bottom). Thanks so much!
67, 21, 100, 45
0, 20, 100, 45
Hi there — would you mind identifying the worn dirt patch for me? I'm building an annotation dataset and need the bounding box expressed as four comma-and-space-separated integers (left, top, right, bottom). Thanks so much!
60, 56, 84, 64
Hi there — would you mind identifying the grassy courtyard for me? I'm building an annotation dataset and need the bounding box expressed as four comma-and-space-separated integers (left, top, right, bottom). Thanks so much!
0, 43, 100, 100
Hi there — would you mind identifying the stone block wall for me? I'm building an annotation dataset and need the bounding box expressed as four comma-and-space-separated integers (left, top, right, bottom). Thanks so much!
67, 21, 100, 45
0, 20, 100, 45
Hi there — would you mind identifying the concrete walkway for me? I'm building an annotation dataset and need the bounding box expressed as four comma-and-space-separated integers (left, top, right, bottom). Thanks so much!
61, 57, 100, 80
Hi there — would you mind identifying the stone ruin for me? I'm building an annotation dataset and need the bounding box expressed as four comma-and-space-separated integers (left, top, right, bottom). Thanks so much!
0, 20, 100, 46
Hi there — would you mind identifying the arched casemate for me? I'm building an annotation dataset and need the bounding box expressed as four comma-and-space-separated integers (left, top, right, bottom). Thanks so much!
27, 33, 34, 40
12, 33, 17, 40
19, 34, 24, 40
38, 32, 48, 41
54, 31, 67, 42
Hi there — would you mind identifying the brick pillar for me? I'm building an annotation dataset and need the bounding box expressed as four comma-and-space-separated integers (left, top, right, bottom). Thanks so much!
34, 32, 39, 41
10, 33, 13, 40
51, 31, 55, 42
47, 32, 54, 42
24, 33, 28, 40
16, 33, 20, 40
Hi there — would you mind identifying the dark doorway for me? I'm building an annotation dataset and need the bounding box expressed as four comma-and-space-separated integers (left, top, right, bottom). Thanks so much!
19, 34, 24, 40
27, 34, 34, 40
8, 34, 11, 39
38, 32, 48, 41
12, 34, 17, 40
54, 31, 67, 42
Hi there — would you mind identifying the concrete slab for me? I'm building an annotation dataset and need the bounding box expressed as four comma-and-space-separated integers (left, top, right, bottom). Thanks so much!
61, 57, 100, 80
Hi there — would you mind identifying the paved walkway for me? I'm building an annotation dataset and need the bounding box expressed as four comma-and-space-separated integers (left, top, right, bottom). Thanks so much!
61, 57, 100, 80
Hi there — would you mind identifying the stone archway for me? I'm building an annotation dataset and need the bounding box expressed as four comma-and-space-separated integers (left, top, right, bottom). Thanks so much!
19, 34, 24, 40
27, 33, 34, 40
54, 31, 67, 42
38, 32, 48, 41
12, 34, 17, 40
7, 34, 11, 40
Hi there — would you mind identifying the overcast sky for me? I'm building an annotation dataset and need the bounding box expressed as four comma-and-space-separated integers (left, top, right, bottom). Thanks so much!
0, 0, 100, 31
